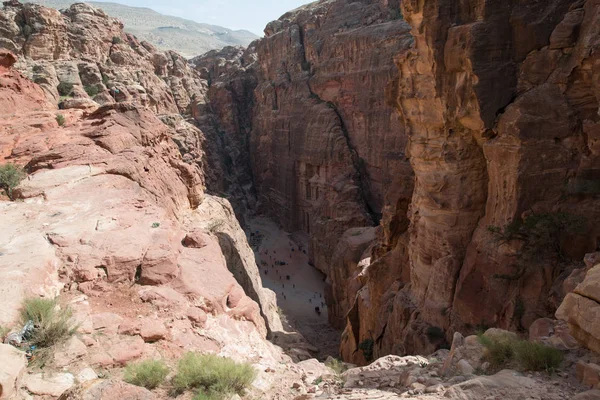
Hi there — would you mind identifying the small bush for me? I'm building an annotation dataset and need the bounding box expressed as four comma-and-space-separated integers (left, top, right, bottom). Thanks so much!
514, 341, 563, 372
193, 391, 222, 400
124, 359, 170, 389
358, 338, 374, 362
0, 163, 26, 199
84, 85, 99, 97
56, 114, 66, 126
172, 353, 256, 397
20, 297, 75, 349
151, 222, 160, 228
487, 212, 586, 280
101, 73, 110, 86
57, 82, 74, 96
478, 334, 563, 373
478, 334, 515, 370
325, 358, 347, 375
112, 36, 123, 44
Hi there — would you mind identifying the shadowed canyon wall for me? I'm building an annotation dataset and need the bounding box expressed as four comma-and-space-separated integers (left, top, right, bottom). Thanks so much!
200, 0, 600, 365
340, 0, 600, 364
196, 0, 416, 330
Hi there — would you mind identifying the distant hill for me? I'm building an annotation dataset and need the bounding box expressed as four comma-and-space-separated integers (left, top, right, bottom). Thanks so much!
25, 0, 259, 58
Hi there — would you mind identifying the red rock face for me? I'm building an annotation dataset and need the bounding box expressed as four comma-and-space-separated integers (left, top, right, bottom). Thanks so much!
240, 1, 415, 327
0, 51, 278, 370
340, 0, 600, 363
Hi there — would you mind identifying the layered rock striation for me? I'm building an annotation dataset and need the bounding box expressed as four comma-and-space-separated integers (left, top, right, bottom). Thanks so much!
340, 0, 600, 363
196, 0, 600, 365
196, 0, 415, 330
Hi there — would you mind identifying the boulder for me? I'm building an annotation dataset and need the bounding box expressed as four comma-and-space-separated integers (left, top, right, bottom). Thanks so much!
557, 265, 600, 352
54, 336, 88, 367
92, 313, 123, 335
0, 344, 26, 399
24, 372, 75, 397
76, 368, 98, 383
140, 319, 168, 342
59, 379, 156, 400
572, 390, 600, 400
0, 50, 16, 68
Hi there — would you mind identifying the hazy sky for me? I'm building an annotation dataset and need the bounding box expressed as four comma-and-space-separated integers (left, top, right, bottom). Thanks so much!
92, 0, 313, 36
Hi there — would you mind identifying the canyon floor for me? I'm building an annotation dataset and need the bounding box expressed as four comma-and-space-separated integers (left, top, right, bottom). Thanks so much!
249, 216, 341, 359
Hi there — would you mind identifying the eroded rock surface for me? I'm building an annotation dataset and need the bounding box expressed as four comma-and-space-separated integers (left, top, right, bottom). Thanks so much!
339, 0, 600, 363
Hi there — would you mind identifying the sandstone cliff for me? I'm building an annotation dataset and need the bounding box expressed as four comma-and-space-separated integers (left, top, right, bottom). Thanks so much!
195, 0, 600, 366
340, 0, 600, 363
196, 0, 415, 331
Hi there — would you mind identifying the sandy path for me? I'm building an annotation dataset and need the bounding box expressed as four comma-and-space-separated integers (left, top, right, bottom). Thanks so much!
248, 216, 340, 358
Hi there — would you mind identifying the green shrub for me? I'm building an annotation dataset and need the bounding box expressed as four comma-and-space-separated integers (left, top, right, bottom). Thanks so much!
112, 36, 123, 44
358, 338, 374, 362
84, 85, 99, 97
193, 391, 222, 400
20, 297, 75, 348
151, 222, 160, 228
477, 334, 515, 371
325, 358, 347, 375
478, 334, 563, 373
56, 114, 66, 126
487, 212, 586, 279
0, 163, 26, 200
101, 73, 110, 86
57, 82, 74, 96
124, 359, 170, 389
172, 353, 256, 398
514, 341, 563, 372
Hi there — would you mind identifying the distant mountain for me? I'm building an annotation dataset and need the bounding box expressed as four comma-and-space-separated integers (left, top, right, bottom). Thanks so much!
25, 0, 259, 58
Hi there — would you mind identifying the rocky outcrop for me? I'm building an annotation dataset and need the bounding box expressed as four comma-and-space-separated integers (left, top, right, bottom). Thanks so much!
196, 0, 415, 331
192, 0, 600, 364
338, 0, 600, 363
0, 2, 204, 114
0, 47, 296, 400
557, 261, 600, 353
250, 1, 414, 285
192, 45, 260, 214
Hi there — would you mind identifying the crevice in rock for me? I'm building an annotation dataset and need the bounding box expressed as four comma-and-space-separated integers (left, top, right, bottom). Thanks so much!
307, 86, 379, 226
214, 231, 273, 337
295, 24, 379, 225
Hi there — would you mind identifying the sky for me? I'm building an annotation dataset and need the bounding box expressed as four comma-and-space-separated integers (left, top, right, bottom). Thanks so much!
93, 0, 313, 36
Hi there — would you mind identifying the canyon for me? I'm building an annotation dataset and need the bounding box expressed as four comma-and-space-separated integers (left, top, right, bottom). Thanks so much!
1, 0, 600, 399
197, 0, 600, 365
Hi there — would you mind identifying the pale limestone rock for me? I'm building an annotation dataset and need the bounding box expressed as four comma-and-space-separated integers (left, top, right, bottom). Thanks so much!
24, 372, 75, 397
76, 368, 98, 383
0, 344, 26, 399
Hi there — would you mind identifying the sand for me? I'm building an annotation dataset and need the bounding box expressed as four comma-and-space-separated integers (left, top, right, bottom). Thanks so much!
248, 216, 341, 358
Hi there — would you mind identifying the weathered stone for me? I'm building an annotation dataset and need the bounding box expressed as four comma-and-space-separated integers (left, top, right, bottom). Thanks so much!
582, 364, 600, 388
572, 390, 600, 400
557, 265, 600, 353
24, 372, 75, 397
60, 379, 156, 400
456, 360, 475, 376
76, 368, 98, 383
140, 319, 168, 342
54, 336, 88, 367
0, 344, 26, 399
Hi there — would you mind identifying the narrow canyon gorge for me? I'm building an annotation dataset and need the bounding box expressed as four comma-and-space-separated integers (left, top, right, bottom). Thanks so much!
0, 0, 600, 399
